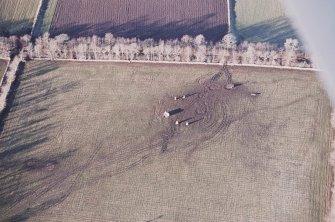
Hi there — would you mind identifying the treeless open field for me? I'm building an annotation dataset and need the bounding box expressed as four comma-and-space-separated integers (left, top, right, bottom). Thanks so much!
0, 59, 8, 79
0, 61, 332, 221
235, 0, 297, 44
0, 0, 40, 36
49, 0, 228, 41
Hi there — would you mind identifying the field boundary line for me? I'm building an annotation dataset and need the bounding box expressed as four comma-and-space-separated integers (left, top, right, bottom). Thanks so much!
33, 58, 321, 72
31, 0, 44, 36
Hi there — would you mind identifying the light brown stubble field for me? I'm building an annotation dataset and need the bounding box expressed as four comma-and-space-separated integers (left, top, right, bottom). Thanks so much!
0, 61, 332, 222
0, 0, 40, 35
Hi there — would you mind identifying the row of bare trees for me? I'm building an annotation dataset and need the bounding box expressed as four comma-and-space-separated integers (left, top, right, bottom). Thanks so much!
0, 36, 17, 58
0, 33, 311, 68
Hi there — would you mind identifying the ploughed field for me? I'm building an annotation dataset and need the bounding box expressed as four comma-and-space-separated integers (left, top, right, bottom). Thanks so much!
0, 0, 40, 36
0, 59, 8, 79
235, 0, 297, 44
49, 0, 228, 41
0, 61, 332, 221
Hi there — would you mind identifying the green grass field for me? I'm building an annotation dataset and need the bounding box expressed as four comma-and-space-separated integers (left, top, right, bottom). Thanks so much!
234, 0, 298, 44
0, 61, 332, 221
0, 0, 40, 35
0, 59, 8, 79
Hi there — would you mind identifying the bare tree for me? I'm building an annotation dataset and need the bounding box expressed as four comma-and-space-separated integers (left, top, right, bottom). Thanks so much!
246, 43, 256, 64
180, 35, 194, 62
284, 38, 300, 66
194, 34, 207, 62
194, 34, 206, 46
22, 42, 34, 59
104, 33, 115, 45
181, 35, 192, 46
156, 40, 165, 61
125, 42, 139, 60
164, 41, 173, 61
55, 34, 69, 44
20, 35, 32, 48
142, 38, 155, 61
33, 37, 43, 58
172, 43, 181, 62
181, 45, 193, 62
76, 43, 88, 60
194, 45, 207, 62
112, 42, 122, 60
0, 37, 12, 58
222, 33, 237, 50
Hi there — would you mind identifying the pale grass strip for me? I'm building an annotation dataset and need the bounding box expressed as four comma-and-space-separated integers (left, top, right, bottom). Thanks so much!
33, 57, 320, 72
227, 0, 231, 32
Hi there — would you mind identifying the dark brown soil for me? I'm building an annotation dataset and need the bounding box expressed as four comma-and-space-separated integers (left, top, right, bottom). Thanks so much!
50, 0, 228, 41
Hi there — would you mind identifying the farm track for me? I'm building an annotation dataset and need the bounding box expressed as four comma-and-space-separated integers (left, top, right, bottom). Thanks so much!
49, 0, 228, 41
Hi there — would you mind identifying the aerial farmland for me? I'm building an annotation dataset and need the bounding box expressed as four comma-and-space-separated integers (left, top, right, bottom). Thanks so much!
0, 0, 333, 222
0, 0, 40, 36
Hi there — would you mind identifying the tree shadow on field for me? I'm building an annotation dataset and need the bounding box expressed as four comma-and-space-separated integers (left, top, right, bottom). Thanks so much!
236, 16, 299, 45
2, 194, 68, 222
0, 19, 33, 37
0, 61, 80, 221
50, 14, 228, 42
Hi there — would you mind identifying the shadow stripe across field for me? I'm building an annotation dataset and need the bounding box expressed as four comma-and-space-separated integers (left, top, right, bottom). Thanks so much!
49, 0, 228, 41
